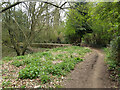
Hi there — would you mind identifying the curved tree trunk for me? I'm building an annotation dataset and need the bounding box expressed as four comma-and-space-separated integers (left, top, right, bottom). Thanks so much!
14, 48, 21, 56
21, 48, 27, 55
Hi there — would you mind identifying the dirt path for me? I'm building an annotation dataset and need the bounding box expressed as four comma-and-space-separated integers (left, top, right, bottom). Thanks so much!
62, 48, 116, 88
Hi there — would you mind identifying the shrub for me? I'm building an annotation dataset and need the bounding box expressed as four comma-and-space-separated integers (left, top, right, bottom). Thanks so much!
11, 60, 24, 67
74, 57, 83, 64
19, 66, 41, 79
104, 47, 120, 86
15, 56, 25, 60
40, 75, 51, 84
47, 64, 66, 76
42, 52, 51, 57
23, 59, 31, 64
58, 62, 75, 72
59, 62, 71, 72
110, 36, 120, 63
48, 65, 63, 76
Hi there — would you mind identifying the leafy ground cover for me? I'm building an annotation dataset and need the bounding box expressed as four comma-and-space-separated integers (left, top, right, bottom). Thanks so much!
104, 48, 120, 86
2, 46, 91, 88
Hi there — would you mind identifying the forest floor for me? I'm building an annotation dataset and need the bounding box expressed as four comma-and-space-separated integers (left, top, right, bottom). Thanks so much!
2, 46, 118, 88
62, 47, 117, 88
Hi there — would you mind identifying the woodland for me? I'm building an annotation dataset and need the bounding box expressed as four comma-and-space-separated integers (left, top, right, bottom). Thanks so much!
1, 1, 120, 88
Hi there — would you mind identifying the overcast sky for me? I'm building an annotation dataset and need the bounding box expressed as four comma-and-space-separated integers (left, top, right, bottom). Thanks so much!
1, 0, 119, 2
1, 0, 119, 22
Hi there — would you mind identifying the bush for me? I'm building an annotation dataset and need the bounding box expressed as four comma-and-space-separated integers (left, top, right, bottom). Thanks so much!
11, 60, 24, 67
15, 56, 25, 60
104, 46, 120, 86
47, 65, 64, 76
110, 36, 120, 64
83, 33, 111, 47
19, 66, 41, 79
40, 75, 51, 84
104, 48, 118, 69
74, 57, 83, 64
23, 59, 32, 64
59, 62, 71, 72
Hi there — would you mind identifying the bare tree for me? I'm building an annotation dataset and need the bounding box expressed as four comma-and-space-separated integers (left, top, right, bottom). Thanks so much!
2, 2, 51, 56
2, 1, 69, 56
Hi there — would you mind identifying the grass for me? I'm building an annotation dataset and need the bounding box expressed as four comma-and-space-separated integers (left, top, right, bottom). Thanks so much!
104, 48, 120, 85
2, 46, 91, 88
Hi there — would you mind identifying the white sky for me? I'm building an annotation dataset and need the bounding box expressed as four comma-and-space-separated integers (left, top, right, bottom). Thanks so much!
2, 0, 69, 21
18, 0, 120, 2
19, 0, 120, 2
1, 0, 119, 2
1, 0, 119, 22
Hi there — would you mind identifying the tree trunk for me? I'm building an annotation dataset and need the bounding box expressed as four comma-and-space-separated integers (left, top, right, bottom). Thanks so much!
21, 48, 27, 55
15, 48, 21, 56
79, 37, 82, 43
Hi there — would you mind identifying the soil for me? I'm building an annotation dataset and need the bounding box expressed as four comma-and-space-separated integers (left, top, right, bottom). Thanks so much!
62, 47, 116, 88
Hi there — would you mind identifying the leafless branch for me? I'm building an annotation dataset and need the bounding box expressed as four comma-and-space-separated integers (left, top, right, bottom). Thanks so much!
44, 2, 68, 10
60, 2, 67, 8
6, 13, 28, 42
0, 2, 22, 13
1, 1, 70, 13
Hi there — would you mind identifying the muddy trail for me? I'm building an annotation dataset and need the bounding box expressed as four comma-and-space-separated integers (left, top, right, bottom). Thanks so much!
62, 48, 116, 88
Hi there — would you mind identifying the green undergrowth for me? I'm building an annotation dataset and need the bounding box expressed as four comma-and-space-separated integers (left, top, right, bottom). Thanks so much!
104, 48, 120, 85
2, 46, 91, 85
